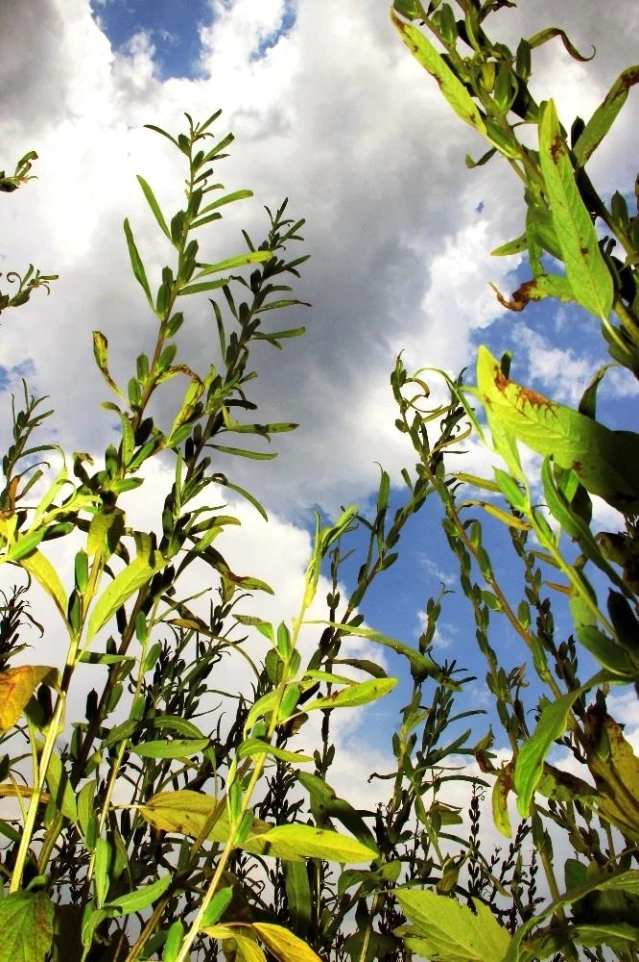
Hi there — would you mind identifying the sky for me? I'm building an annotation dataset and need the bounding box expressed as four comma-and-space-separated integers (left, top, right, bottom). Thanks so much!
1, 0, 638, 853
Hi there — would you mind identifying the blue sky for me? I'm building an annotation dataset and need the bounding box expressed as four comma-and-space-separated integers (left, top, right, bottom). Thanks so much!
1, 0, 638, 822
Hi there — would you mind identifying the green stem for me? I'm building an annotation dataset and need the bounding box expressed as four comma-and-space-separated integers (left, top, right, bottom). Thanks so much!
9, 688, 68, 892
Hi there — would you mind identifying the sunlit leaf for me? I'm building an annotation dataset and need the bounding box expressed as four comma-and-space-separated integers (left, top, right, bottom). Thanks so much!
87, 544, 168, 640
391, 11, 487, 134
574, 65, 639, 165
303, 677, 397, 711
539, 100, 613, 319
395, 889, 511, 962
514, 683, 595, 817
252, 923, 322, 962
257, 823, 378, 863
477, 346, 639, 513
0, 665, 58, 731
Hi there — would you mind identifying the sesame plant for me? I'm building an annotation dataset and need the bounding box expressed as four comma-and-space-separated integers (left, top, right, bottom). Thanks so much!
389, 0, 639, 959
0, 112, 515, 962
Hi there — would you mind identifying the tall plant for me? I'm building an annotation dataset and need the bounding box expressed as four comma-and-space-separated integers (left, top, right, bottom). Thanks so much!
389, 1, 639, 959
0, 112, 499, 962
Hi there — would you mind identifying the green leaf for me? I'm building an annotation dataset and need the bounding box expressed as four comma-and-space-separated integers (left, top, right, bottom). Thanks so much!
177, 278, 229, 296
303, 677, 397, 711
197, 188, 254, 217
0, 891, 54, 962
514, 682, 595, 817
394, 889, 511, 962
200, 888, 234, 928
94, 837, 111, 907
106, 874, 172, 915
92, 331, 124, 398
238, 738, 312, 764
477, 346, 639, 514
45, 750, 78, 822
391, 12, 487, 135
131, 738, 210, 759
574, 65, 639, 166
136, 176, 171, 240
305, 620, 460, 689
526, 26, 594, 62
211, 444, 277, 461
283, 861, 312, 937
505, 870, 639, 962
392, 0, 427, 20
191, 250, 273, 280
257, 823, 378, 863
87, 544, 168, 640
136, 790, 283, 858
538, 99, 613, 319
123, 219, 154, 309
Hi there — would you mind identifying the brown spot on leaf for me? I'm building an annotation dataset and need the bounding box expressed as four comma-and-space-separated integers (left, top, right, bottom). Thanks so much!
551, 134, 565, 162
516, 386, 557, 417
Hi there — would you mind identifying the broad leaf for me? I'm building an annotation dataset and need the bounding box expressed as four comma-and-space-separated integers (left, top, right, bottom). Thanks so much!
538, 99, 613, 319
87, 541, 168, 640
0, 891, 54, 962
395, 889, 511, 962
252, 923, 322, 962
477, 346, 639, 514
21, 550, 68, 622
257, 823, 378, 863
514, 683, 595, 817
0, 665, 58, 731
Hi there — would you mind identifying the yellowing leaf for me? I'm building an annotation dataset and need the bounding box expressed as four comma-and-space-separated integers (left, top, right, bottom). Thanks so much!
303, 676, 397, 712
395, 889, 511, 962
252, 923, 322, 962
257, 824, 378, 863
202, 927, 266, 962
21, 550, 68, 622
0, 665, 58, 732
477, 346, 639, 513
136, 790, 281, 857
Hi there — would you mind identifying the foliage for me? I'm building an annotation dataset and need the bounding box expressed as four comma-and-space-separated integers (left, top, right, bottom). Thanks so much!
391, 0, 639, 958
2, 1, 638, 959
0, 112, 511, 962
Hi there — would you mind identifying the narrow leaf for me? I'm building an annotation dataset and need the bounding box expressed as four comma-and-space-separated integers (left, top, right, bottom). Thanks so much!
391, 11, 487, 134
136, 176, 171, 240
131, 738, 210, 759
574, 65, 639, 165
123, 219, 154, 308
303, 677, 397, 711
106, 874, 172, 915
